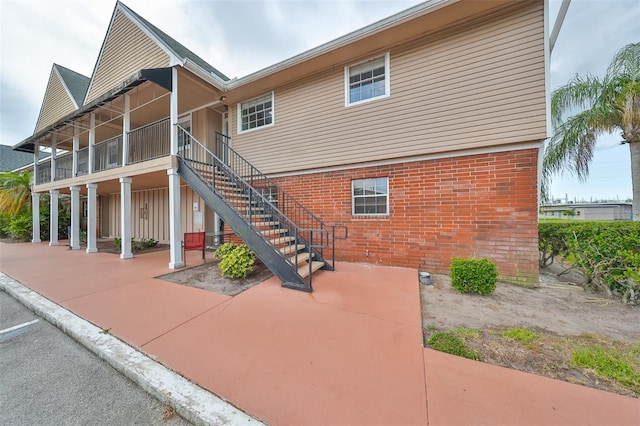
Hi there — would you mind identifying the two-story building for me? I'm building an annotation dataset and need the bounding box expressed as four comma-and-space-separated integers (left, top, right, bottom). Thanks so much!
13, 0, 549, 290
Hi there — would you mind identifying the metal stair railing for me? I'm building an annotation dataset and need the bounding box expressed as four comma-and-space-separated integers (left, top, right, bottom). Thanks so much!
177, 126, 347, 290
211, 131, 348, 269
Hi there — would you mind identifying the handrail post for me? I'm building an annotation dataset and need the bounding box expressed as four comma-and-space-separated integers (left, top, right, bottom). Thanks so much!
332, 226, 336, 270
248, 187, 252, 224
294, 228, 299, 267
308, 230, 313, 290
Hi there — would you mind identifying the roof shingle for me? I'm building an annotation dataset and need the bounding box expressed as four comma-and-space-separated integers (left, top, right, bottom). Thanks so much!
55, 64, 90, 106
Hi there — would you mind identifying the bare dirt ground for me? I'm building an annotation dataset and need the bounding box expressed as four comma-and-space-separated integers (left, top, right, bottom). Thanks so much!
421, 263, 640, 397
158, 260, 273, 296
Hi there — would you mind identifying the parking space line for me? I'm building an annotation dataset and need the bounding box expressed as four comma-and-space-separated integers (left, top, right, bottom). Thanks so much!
0, 319, 39, 336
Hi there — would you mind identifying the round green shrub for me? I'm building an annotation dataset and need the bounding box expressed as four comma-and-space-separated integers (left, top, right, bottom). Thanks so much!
214, 242, 238, 259
218, 244, 256, 279
449, 257, 498, 295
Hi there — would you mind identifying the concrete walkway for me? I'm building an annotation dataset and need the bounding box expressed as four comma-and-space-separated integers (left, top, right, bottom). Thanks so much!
1, 241, 638, 425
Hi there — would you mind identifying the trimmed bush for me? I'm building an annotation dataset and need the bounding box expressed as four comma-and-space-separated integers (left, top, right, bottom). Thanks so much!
1, 210, 32, 241
218, 244, 256, 279
214, 242, 238, 259
139, 238, 158, 249
449, 257, 498, 295
428, 331, 481, 360
538, 221, 640, 304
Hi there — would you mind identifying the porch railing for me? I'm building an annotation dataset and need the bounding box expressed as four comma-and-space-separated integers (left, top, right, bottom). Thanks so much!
55, 153, 73, 181
127, 118, 170, 164
77, 147, 89, 176
93, 135, 123, 172
35, 160, 51, 185
32, 117, 171, 185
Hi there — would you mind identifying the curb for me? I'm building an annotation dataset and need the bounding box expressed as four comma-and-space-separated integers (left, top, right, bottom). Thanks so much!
0, 273, 265, 426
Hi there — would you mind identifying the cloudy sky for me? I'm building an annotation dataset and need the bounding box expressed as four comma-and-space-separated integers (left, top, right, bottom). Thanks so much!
1, 0, 638, 201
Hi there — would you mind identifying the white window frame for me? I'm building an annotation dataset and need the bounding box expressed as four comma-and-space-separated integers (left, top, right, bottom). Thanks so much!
351, 177, 389, 216
344, 53, 390, 107
237, 92, 274, 134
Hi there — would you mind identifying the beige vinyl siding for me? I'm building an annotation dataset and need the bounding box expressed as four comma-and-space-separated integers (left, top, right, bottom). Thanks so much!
85, 10, 170, 104
35, 71, 76, 132
231, 2, 546, 174
107, 186, 204, 244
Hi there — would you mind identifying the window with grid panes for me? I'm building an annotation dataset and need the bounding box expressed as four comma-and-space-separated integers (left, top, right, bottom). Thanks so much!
352, 177, 388, 215
239, 93, 273, 132
346, 54, 389, 105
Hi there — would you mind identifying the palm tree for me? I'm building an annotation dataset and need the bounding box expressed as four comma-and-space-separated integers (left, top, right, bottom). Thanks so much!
543, 43, 640, 220
0, 170, 33, 215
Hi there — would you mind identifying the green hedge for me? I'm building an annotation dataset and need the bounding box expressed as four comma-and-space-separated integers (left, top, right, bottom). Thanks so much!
539, 221, 640, 304
449, 258, 498, 295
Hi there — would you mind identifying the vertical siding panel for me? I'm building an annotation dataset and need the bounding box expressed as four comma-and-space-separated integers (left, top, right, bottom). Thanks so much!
162, 188, 169, 242
111, 194, 120, 237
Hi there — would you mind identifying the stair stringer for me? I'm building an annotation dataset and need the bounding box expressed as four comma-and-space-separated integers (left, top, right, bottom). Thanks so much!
177, 157, 311, 292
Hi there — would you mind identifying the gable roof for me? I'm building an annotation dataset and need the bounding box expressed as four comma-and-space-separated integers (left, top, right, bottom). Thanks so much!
119, 2, 229, 82
55, 64, 90, 106
34, 64, 89, 133
0, 145, 49, 172
82, 1, 228, 105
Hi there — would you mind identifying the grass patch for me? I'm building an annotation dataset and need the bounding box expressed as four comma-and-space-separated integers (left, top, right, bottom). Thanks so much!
451, 327, 481, 340
571, 345, 640, 394
501, 328, 541, 344
428, 331, 481, 361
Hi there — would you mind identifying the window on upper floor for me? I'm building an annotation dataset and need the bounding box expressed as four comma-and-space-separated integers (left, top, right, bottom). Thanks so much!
345, 53, 390, 106
352, 177, 389, 215
238, 93, 274, 133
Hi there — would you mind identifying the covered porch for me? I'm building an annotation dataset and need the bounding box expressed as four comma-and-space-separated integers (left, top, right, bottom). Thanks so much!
15, 66, 228, 269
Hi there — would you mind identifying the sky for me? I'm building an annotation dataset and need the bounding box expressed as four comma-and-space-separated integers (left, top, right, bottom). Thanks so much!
0, 0, 638, 201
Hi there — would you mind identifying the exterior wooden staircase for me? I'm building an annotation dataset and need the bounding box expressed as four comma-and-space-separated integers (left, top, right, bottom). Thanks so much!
176, 128, 346, 292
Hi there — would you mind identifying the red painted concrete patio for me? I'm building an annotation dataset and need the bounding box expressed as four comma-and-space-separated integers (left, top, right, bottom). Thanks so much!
1, 241, 638, 425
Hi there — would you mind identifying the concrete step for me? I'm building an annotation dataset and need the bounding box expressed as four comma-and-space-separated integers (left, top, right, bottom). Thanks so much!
254, 221, 280, 228
298, 261, 324, 278
260, 228, 288, 237
279, 244, 305, 256
270, 236, 296, 245
289, 251, 314, 265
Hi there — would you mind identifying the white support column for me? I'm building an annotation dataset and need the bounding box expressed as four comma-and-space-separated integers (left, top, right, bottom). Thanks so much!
168, 168, 184, 269
122, 94, 130, 166
33, 142, 40, 180
170, 67, 179, 155
49, 189, 59, 246
50, 134, 57, 182
72, 124, 79, 177
32, 192, 41, 243
88, 113, 95, 173
69, 186, 81, 250
86, 183, 98, 253
119, 177, 133, 259
214, 212, 221, 245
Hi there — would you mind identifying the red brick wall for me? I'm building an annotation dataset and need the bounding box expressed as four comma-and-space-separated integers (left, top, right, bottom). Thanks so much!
272, 148, 540, 285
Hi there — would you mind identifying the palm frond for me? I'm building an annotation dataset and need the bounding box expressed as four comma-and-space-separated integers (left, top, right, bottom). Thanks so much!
550, 74, 603, 129
544, 107, 617, 182
606, 43, 640, 82
0, 171, 33, 215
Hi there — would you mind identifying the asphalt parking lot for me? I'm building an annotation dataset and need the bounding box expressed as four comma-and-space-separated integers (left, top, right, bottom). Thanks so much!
0, 290, 190, 425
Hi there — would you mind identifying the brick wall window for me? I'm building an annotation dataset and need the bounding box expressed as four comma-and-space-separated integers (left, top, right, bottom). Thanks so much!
238, 92, 274, 133
345, 53, 390, 106
352, 177, 388, 215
